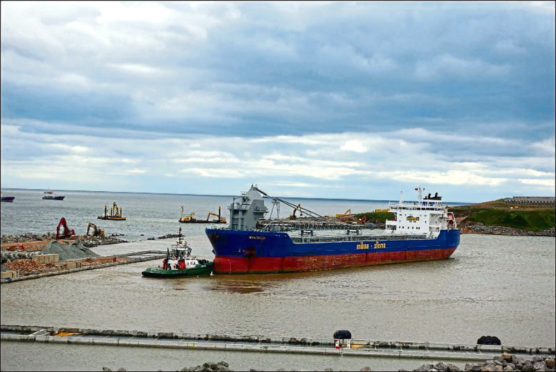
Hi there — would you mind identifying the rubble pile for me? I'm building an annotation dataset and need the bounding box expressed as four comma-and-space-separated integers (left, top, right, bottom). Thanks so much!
2, 232, 128, 248
1, 251, 38, 263
4, 259, 44, 272
1, 233, 56, 243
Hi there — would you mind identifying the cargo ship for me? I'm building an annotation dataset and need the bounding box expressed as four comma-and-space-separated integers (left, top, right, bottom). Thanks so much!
206, 185, 459, 274
42, 190, 65, 200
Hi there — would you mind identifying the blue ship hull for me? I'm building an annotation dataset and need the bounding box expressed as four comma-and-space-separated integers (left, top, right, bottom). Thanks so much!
206, 228, 460, 274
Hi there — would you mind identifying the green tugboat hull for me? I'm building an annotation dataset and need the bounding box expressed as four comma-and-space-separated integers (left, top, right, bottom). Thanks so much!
142, 263, 213, 278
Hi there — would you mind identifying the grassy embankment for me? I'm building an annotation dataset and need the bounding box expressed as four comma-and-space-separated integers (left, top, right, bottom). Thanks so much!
449, 200, 554, 232
355, 200, 555, 232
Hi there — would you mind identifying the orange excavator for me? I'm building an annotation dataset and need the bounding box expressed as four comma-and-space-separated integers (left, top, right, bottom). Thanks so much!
289, 204, 302, 220
179, 206, 227, 224
56, 217, 76, 240
207, 207, 227, 223
86, 222, 105, 237
335, 209, 355, 223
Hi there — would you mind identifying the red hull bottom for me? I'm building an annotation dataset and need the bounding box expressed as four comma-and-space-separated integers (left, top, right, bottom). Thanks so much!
214, 249, 456, 274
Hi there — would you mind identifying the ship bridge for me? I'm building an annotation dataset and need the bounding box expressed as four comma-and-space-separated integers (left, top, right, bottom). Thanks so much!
386, 187, 456, 238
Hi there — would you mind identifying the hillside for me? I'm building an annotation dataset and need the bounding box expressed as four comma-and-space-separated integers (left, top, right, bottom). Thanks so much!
449, 199, 555, 235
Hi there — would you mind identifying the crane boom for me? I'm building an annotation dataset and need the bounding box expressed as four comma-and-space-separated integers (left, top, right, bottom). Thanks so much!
251, 186, 322, 218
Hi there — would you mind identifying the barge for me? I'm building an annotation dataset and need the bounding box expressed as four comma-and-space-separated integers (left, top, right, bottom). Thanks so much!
98, 202, 127, 221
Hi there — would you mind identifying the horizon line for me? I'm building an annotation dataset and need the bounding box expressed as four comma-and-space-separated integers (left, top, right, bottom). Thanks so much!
1, 186, 474, 204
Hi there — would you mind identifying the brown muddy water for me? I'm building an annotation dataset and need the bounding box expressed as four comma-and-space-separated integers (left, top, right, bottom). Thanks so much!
1, 234, 554, 371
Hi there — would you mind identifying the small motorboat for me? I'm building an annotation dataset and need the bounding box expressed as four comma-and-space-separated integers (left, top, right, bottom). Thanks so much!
142, 228, 213, 278
42, 190, 65, 200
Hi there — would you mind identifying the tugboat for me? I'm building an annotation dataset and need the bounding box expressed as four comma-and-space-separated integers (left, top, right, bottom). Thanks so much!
142, 228, 213, 278
42, 190, 65, 200
98, 202, 127, 221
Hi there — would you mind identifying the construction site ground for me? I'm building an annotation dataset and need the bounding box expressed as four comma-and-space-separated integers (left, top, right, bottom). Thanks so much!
1, 237, 165, 283
1, 239, 60, 252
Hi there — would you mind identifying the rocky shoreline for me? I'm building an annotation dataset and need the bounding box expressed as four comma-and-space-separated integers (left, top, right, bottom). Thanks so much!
1, 232, 187, 247
1, 232, 128, 247
409, 353, 555, 371
460, 223, 555, 237
100, 354, 556, 371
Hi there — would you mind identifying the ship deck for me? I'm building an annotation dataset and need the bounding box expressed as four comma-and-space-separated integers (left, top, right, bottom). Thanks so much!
289, 232, 429, 244
250, 220, 434, 243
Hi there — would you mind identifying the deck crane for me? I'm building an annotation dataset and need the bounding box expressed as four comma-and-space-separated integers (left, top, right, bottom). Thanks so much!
251, 186, 323, 219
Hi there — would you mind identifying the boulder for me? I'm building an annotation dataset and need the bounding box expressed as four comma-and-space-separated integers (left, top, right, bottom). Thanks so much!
446, 363, 461, 372
502, 353, 512, 362
522, 361, 535, 372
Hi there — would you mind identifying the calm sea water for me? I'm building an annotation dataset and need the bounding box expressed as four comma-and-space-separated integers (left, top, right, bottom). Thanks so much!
1, 190, 554, 371
1, 189, 394, 242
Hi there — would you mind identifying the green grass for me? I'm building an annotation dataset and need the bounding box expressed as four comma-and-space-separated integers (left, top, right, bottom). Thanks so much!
460, 208, 555, 232
356, 204, 555, 231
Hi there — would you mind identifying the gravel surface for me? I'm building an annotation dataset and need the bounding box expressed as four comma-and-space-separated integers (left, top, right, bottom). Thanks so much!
42, 241, 99, 261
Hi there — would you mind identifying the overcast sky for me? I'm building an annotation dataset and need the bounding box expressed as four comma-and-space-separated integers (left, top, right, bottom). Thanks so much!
1, 1, 554, 202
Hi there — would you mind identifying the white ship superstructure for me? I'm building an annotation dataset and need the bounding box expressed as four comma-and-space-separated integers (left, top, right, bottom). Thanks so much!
386, 186, 456, 238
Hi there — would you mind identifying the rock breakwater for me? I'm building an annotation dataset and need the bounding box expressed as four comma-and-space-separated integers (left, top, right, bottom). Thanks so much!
408, 353, 555, 372
98, 355, 556, 371
460, 223, 555, 237
1, 233, 56, 244
1, 232, 127, 247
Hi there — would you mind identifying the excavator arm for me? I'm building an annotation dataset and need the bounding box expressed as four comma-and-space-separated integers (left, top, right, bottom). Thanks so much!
86, 222, 104, 237
56, 217, 76, 240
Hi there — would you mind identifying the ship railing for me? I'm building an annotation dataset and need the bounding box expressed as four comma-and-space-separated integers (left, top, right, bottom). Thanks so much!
388, 200, 444, 209
258, 219, 370, 233
290, 233, 429, 244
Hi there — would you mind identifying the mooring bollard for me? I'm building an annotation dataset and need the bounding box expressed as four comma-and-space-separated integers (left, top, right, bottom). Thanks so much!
333, 329, 352, 349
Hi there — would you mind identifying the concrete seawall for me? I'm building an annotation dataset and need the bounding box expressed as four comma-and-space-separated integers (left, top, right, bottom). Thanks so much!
2, 325, 554, 362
